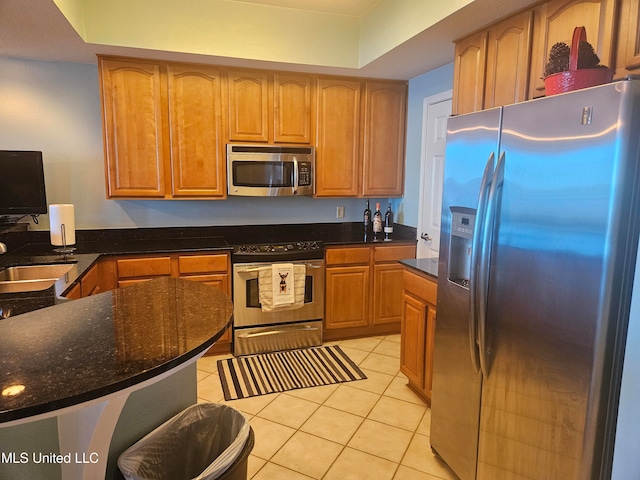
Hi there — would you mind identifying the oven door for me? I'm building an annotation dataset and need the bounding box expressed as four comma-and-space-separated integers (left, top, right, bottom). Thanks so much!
232, 260, 324, 327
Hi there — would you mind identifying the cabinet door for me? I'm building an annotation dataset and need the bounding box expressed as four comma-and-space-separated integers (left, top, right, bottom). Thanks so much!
325, 266, 370, 329
80, 263, 101, 297
228, 69, 270, 142
65, 282, 82, 300
274, 74, 313, 144
167, 65, 227, 198
180, 272, 231, 344
99, 58, 167, 198
361, 81, 407, 197
373, 263, 405, 325
484, 10, 533, 108
315, 78, 362, 197
530, 0, 617, 97
424, 307, 437, 401
452, 31, 488, 115
400, 292, 427, 389
616, 0, 640, 77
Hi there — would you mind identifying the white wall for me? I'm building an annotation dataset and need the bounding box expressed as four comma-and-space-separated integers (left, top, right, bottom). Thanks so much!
393, 63, 454, 227
0, 57, 386, 231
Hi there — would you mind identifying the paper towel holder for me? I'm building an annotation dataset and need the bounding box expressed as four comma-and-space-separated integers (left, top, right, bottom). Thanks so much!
53, 223, 76, 254
49, 203, 77, 254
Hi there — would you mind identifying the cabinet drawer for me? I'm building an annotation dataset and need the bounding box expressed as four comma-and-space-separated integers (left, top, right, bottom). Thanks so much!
116, 256, 172, 278
178, 254, 228, 274
403, 269, 437, 305
374, 244, 416, 263
325, 247, 370, 266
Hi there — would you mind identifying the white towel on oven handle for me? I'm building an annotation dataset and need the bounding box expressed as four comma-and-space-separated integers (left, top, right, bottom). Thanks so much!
258, 264, 306, 312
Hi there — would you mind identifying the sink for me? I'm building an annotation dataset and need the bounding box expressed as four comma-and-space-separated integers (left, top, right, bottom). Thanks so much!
0, 263, 76, 294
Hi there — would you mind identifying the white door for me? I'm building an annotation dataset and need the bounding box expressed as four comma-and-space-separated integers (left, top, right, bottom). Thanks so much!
417, 91, 452, 258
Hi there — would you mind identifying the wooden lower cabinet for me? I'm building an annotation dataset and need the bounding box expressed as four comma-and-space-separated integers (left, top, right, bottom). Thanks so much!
64, 262, 102, 299
324, 243, 416, 341
400, 267, 437, 405
101, 251, 232, 353
325, 265, 370, 329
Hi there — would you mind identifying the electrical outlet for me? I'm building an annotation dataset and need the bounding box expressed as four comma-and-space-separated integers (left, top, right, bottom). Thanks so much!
336, 206, 345, 219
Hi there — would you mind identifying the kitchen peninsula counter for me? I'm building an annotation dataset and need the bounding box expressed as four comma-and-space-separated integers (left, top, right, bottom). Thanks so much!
0, 277, 232, 424
0, 277, 232, 480
400, 257, 439, 279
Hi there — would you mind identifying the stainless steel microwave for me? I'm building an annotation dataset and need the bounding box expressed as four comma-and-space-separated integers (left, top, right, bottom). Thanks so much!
227, 144, 315, 196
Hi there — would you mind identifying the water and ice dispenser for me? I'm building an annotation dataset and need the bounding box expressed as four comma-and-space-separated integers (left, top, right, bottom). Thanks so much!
448, 207, 476, 288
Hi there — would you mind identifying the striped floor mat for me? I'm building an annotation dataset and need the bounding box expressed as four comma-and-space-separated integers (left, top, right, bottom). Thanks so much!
217, 345, 367, 401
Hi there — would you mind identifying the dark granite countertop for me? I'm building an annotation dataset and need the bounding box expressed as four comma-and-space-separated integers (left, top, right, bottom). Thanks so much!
1, 222, 417, 256
0, 277, 232, 423
0, 222, 417, 316
400, 257, 439, 279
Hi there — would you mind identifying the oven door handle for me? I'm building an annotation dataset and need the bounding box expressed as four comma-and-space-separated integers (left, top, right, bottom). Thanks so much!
236, 267, 261, 274
236, 263, 322, 274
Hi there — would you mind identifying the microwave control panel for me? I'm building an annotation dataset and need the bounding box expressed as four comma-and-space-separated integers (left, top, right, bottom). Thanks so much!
298, 162, 312, 186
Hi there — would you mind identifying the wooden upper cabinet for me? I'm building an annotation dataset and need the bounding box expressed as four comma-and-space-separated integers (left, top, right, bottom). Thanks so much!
452, 31, 488, 115
167, 65, 227, 198
274, 74, 314, 144
99, 57, 228, 199
228, 70, 314, 144
315, 78, 362, 197
484, 10, 534, 109
616, 0, 640, 76
99, 58, 167, 198
529, 0, 618, 98
228, 69, 270, 142
361, 81, 407, 197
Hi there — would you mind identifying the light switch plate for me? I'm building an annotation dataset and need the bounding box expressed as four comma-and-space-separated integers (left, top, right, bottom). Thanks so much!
336, 206, 345, 218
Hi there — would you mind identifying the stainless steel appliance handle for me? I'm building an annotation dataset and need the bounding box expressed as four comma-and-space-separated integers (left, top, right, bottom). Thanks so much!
477, 151, 505, 379
236, 263, 322, 274
293, 157, 299, 194
469, 153, 494, 375
237, 326, 320, 339
236, 267, 260, 273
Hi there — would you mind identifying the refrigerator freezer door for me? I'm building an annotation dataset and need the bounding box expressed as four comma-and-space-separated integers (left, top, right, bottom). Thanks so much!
431, 107, 502, 480
477, 81, 640, 479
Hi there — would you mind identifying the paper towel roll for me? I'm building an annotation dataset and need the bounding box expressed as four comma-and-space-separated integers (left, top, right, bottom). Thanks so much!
49, 204, 76, 246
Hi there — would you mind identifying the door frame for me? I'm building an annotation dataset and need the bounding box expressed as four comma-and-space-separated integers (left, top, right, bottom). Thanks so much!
417, 89, 452, 258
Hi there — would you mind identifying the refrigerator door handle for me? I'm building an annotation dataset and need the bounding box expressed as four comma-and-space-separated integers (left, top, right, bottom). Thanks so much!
477, 151, 505, 378
469, 153, 495, 374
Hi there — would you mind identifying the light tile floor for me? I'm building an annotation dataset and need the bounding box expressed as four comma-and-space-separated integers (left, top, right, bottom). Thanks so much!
196, 334, 458, 480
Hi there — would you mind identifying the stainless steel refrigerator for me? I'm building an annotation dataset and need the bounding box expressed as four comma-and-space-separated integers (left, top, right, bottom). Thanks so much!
430, 78, 640, 480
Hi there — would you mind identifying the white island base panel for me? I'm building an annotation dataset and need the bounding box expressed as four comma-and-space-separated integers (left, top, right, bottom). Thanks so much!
0, 355, 203, 480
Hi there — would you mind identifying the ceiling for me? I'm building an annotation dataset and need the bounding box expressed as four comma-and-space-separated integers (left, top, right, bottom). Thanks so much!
226, 0, 382, 17
0, 0, 542, 80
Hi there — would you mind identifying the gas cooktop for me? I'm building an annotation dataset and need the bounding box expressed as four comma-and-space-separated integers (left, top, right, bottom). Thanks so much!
232, 241, 324, 262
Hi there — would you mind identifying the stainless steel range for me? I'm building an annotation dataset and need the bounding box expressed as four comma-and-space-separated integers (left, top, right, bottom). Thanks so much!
232, 241, 324, 356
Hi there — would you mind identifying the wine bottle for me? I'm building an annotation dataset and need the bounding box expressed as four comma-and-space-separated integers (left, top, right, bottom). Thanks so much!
363, 199, 371, 235
384, 203, 394, 240
373, 202, 383, 239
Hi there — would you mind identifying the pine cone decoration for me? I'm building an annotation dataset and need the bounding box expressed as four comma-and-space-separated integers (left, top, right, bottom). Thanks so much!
577, 40, 601, 69
544, 42, 570, 77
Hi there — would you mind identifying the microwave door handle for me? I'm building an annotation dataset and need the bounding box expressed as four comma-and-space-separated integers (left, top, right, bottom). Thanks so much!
293, 157, 299, 194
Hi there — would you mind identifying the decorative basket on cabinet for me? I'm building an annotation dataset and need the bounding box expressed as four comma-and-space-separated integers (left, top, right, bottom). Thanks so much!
543, 26, 614, 96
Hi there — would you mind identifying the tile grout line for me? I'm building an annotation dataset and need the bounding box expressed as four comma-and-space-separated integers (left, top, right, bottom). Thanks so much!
197, 334, 432, 480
